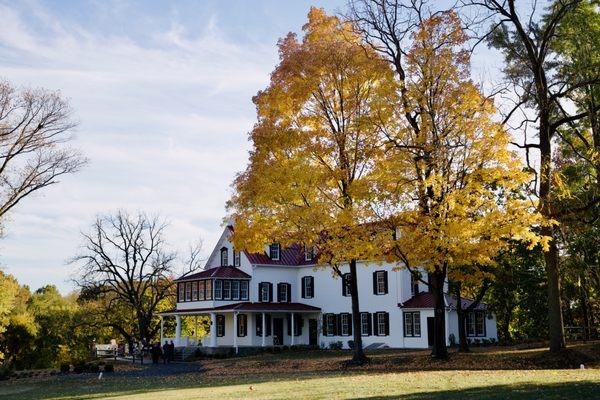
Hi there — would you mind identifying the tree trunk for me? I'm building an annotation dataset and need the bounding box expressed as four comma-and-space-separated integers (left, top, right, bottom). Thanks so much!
454, 284, 469, 352
430, 268, 448, 359
539, 114, 566, 353
501, 304, 514, 345
349, 259, 368, 364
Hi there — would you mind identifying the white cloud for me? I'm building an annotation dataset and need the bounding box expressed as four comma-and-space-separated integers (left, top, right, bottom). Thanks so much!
0, 1, 277, 292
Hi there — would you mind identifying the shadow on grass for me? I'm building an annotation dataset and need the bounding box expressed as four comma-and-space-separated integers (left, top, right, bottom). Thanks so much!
353, 381, 600, 400
2, 370, 599, 400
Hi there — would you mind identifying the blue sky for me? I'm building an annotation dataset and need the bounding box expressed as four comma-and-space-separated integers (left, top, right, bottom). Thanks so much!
0, 0, 505, 293
0, 0, 350, 293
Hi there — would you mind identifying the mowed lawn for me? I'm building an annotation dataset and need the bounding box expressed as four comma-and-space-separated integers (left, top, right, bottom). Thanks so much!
1, 343, 599, 400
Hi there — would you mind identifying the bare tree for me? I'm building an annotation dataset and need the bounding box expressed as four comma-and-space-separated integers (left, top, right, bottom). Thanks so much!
183, 238, 204, 275
72, 211, 177, 348
0, 80, 86, 225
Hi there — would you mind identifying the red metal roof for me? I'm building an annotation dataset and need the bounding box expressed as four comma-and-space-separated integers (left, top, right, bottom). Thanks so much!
158, 302, 321, 315
399, 292, 486, 310
175, 266, 250, 282
244, 243, 316, 266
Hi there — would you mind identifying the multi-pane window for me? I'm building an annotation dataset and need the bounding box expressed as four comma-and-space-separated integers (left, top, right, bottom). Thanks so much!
220, 247, 228, 266
191, 281, 198, 301
269, 243, 280, 260
304, 246, 314, 261
214, 280, 222, 300
376, 313, 388, 336
237, 314, 247, 337
374, 271, 387, 295
223, 280, 231, 300
302, 276, 314, 298
185, 282, 192, 301
234, 250, 241, 267
205, 279, 212, 300
403, 311, 421, 337
325, 314, 335, 336
260, 282, 270, 302
240, 281, 249, 300
340, 313, 351, 336
278, 283, 289, 303
216, 315, 225, 337
466, 311, 486, 337
178, 283, 184, 301
360, 312, 370, 336
231, 281, 240, 300
198, 280, 205, 301
342, 273, 352, 297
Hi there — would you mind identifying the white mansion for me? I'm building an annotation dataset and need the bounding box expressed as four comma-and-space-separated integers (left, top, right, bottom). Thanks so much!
159, 225, 497, 352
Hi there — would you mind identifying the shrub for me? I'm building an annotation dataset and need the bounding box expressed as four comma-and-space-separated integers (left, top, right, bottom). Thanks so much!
59, 363, 70, 373
347, 340, 354, 350
73, 361, 86, 374
328, 341, 343, 350
86, 363, 100, 373
0, 366, 12, 381
103, 364, 114, 373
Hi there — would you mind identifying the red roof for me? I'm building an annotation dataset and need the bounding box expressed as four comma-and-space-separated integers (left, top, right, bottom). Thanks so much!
245, 243, 316, 266
159, 302, 321, 315
399, 292, 486, 310
175, 266, 250, 282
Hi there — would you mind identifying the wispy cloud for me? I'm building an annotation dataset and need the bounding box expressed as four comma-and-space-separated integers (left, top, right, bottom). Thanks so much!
0, 0, 279, 292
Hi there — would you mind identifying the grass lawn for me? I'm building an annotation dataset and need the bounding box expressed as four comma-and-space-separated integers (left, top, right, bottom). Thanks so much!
1, 342, 599, 400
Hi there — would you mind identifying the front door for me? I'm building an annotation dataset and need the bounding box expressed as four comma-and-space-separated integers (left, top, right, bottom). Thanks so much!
308, 319, 318, 346
427, 317, 435, 347
273, 318, 284, 346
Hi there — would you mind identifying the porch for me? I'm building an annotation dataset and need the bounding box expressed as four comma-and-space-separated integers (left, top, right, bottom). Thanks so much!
158, 302, 321, 354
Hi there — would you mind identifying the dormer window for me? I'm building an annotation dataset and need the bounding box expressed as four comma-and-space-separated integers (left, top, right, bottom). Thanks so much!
411, 272, 420, 296
269, 243, 280, 261
304, 246, 314, 262
220, 247, 228, 266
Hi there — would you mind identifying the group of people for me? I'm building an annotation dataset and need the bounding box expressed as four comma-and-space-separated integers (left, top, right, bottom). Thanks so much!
150, 340, 175, 364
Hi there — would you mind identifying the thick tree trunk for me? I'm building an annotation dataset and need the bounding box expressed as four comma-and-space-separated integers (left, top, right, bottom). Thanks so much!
454, 284, 469, 352
539, 114, 566, 353
349, 259, 367, 364
430, 269, 448, 359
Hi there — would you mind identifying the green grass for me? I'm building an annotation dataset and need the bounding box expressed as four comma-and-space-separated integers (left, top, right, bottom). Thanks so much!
1, 345, 599, 399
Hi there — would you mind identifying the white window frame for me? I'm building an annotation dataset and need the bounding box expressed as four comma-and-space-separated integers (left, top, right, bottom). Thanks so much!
269, 244, 280, 260
377, 313, 386, 336
376, 271, 386, 295
223, 280, 231, 300
205, 279, 212, 300
404, 311, 420, 337
216, 316, 224, 337
234, 250, 241, 267
231, 280, 240, 300
279, 283, 288, 303
260, 283, 269, 302
178, 283, 185, 302
240, 281, 248, 300
185, 282, 191, 302
220, 248, 228, 266
411, 273, 419, 296
360, 313, 369, 336
303, 277, 313, 299
237, 314, 246, 337
326, 314, 335, 336
214, 280, 222, 300
198, 280, 204, 301
341, 313, 350, 336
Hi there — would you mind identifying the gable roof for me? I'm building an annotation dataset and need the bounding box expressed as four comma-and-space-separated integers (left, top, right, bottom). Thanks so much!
399, 292, 487, 311
245, 243, 316, 266
175, 266, 250, 282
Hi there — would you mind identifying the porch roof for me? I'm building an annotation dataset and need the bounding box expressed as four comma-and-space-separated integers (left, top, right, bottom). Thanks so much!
398, 292, 487, 311
158, 302, 321, 316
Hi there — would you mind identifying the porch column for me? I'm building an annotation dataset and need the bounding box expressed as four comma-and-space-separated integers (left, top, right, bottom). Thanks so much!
160, 316, 164, 345
233, 312, 238, 354
175, 315, 181, 347
210, 313, 217, 348
291, 313, 295, 346
261, 312, 266, 347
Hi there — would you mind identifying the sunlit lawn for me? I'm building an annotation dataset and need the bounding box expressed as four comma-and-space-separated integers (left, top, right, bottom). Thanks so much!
1, 344, 599, 399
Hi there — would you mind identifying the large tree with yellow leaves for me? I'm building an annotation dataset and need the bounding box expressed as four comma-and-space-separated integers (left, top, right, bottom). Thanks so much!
375, 12, 544, 358
227, 8, 395, 363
